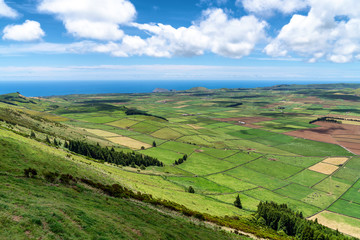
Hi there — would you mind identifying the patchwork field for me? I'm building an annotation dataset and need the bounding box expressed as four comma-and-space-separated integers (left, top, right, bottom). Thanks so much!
2, 85, 360, 238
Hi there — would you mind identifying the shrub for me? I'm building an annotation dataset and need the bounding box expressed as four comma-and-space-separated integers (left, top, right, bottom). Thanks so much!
24, 168, 37, 178
188, 186, 195, 193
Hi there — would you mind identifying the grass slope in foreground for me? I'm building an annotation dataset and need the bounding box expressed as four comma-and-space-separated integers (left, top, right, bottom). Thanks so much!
0, 129, 246, 240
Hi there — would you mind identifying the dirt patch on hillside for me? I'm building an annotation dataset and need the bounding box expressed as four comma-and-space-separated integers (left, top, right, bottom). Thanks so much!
285, 122, 360, 154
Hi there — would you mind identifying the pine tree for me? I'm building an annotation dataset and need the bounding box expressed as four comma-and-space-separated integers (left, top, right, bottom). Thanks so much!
152, 141, 157, 147
45, 136, 51, 144
234, 194, 242, 209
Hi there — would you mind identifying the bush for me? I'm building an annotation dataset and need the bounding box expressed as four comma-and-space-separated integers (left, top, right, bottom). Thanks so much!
188, 186, 195, 193
44, 171, 59, 183
24, 168, 37, 178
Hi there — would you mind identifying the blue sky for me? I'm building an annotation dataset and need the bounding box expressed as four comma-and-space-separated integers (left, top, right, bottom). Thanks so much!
0, 0, 360, 82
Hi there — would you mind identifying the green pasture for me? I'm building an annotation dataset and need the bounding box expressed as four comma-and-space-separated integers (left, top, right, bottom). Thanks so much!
107, 118, 138, 128
151, 128, 183, 140
130, 121, 162, 134
243, 158, 303, 180
275, 183, 337, 209
223, 152, 263, 165
200, 147, 239, 159
210, 193, 260, 212
328, 199, 360, 219
206, 174, 257, 192
265, 155, 323, 168
139, 147, 184, 165
275, 139, 354, 156
227, 166, 288, 190
159, 141, 197, 155
166, 176, 233, 194
313, 176, 352, 197
287, 170, 327, 187
177, 152, 235, 176
341, 179, 360, 204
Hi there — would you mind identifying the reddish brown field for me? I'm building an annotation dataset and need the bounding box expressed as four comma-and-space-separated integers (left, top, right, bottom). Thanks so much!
285, 122, 360, 154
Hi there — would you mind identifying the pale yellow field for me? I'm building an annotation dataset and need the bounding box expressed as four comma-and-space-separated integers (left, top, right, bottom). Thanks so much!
309, 211, 360, 238
84, 128, 120, 137
309, 162, 339, 175
173, 105, 189, 109
187, 124, 204, 130
342, 120, 360, 126
106, 136, 151, 149
322, 157, 348, 166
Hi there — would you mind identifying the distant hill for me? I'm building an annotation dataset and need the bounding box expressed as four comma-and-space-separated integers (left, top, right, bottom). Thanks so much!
0, 92, 37, 105
153, 88, 170, 93
263, 83, 360, 90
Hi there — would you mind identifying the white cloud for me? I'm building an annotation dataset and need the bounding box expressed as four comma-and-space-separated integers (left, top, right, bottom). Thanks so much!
3, 20, 45, 41
265, 0, 360, 63
38, 0, 136, 40
0, 0, 18, 18
95, 9, 267, 58
239, 0, 308, 15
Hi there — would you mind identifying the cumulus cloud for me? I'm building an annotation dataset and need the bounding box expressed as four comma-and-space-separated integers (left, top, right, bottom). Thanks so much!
38, 0, 136, 40
3, 20, 45, 41
0, 0, 18, 18
239, 0, 308, 15
94, 9, 267, 58
265, 0, 360, 63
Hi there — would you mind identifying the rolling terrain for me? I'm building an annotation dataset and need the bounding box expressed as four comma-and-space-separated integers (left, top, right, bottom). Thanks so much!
1, 84, 359, 239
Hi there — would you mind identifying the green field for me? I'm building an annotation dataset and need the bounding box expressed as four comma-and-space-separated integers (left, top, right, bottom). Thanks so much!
1, 84, 360, 238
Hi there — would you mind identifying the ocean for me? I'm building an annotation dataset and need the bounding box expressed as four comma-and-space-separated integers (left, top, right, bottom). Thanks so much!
0, 80, 349, 97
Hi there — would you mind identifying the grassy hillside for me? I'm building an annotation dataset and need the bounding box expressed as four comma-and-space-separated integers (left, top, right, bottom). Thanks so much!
0, 128, 249, 240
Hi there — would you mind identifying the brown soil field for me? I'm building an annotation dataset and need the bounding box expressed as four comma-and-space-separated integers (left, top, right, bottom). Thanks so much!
322, 157, 348, 166
309, 211, 360, 238
309, 162, 339, 175
334, 137, 360, 144
285, 122, 360, 155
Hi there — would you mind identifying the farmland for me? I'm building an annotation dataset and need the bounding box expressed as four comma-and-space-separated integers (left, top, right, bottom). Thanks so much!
1, 84, 360, 238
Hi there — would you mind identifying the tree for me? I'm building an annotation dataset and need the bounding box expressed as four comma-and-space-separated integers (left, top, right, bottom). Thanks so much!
53, 138, 58, 146
45, 136, 51, 144
188, 186, 195, 193
152, 141, 157, 147
30, 131, 36, 139
234, 194, 242, 209
140, 164, 146, 170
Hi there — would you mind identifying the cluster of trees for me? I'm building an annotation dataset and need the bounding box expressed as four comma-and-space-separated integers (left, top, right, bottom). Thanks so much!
125, 107, 168, 121
255, 201, 355, 240
65, 140, 163, 167
174, 154, 188, 165
309, 117, 342, 124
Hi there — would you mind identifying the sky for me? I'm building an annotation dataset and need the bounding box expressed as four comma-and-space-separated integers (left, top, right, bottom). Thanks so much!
0, 0, 360, 82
